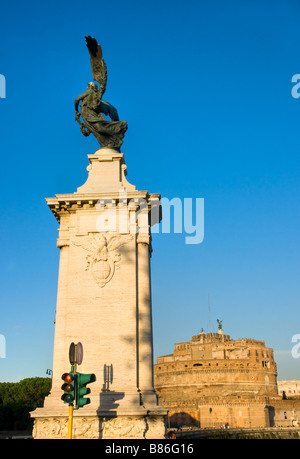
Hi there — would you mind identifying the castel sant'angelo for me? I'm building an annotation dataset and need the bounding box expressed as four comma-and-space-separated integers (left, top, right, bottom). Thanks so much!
154, 323, 300, 429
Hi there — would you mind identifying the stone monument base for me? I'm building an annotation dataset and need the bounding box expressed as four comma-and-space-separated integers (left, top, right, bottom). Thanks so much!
33, 146, 168, 439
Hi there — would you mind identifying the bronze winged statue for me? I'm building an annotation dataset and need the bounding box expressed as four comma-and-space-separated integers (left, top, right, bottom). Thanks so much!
75, 36, 128, 151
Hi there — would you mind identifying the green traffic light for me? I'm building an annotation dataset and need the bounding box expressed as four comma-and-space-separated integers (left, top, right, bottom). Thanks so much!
75, 372, 96, 409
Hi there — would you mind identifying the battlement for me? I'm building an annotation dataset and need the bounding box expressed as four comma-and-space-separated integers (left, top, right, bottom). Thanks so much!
160, 330, 274, 364
191, 332, 231, 343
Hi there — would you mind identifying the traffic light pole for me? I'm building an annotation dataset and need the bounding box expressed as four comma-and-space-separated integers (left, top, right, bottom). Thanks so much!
68, 404, 73, 439
68, 363, 76, 439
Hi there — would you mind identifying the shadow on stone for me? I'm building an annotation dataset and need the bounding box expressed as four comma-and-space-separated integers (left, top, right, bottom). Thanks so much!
97, 389, 125, 438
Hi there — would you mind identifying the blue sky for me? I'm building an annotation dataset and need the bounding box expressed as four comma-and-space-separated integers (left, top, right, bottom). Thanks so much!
0, 0, 299, 382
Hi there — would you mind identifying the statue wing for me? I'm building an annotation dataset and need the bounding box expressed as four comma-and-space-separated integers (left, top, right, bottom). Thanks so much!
85, 35, 107, 97
100, 100, 119, 121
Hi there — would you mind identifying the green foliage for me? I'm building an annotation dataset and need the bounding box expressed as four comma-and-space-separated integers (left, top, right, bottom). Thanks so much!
0, 377, 52, 431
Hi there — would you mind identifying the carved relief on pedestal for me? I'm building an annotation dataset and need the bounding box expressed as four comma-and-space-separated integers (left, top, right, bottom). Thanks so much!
100, 416, 147, 438
99, 415, 166, 439
72, 233, 133, 287
33, 416, 100, 439
73, 417, 100, 439
32, 417, 68, 439
32, 414, 166, 439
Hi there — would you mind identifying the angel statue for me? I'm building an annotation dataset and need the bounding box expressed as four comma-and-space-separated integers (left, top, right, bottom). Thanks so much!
74, 36, 128, 151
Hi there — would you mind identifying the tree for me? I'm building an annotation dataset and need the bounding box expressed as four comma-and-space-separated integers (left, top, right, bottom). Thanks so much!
0, 377, 51, 431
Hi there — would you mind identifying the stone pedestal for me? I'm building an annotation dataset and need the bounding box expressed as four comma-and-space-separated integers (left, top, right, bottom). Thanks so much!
31, 148, 167, 439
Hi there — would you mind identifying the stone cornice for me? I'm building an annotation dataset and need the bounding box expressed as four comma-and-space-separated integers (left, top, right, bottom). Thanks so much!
46, 191, 161, 224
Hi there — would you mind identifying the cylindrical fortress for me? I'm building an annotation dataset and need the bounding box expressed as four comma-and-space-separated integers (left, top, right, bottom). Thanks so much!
154, 330, 279, 428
